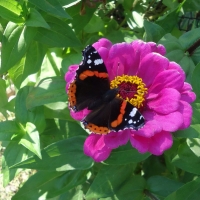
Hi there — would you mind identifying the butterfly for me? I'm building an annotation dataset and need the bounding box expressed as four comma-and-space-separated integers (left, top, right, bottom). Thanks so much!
68, 45, 145, 134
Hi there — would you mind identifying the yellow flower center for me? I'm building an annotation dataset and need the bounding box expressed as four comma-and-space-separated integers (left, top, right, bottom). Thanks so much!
110, 75, 148, 108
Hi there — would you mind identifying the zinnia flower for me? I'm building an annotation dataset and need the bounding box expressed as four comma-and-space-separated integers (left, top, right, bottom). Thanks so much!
65, 38, 196, 162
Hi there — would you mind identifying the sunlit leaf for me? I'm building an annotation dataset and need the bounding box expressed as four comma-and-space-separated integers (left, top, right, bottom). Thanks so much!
11, 136, 93, 171
19, 122, 42, 159
26, 77, 67, 109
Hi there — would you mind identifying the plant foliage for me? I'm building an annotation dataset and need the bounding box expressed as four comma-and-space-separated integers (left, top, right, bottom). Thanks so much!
0, 0, 200, 199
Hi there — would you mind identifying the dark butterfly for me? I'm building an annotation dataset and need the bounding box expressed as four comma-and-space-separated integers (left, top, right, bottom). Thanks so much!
68, 45, 145, 134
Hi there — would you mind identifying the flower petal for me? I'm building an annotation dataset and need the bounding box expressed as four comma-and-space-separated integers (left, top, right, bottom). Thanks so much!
181, 83, 196, 103
148, 131, 173, 155
148, 69, 184, 94
130, 131, 173, 155
107, 43, 134, 77
84, 134, 112, 162
167, 61, 186, 80
135, 119, 162, 137
104, 130, 130, 149
148, 42, 166, 56
129, 134, 149, 154
65, 65, 79, 89
137, 53, 169, 87
130, 40, 152, 75
93, 38, 112, 50
70, 108, 91, 121
178, 100, 193, 129
154, 111, 183, 132
147, 88, 181, 114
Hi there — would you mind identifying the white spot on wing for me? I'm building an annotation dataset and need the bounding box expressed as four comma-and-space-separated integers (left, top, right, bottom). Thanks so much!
129, 108, 137, 117
128, 119, 133, 124
94, 59, 103, 65
87, 59, 92, 64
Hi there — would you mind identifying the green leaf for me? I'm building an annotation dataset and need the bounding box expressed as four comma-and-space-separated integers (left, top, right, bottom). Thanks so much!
143, 156, 166, 178
0, 79, 7, 105
183, 0, 200, 11
59, 120, 86, 138
19, 122, 42, 159
163, 0, 179, 9
15, 86, 46, 133
144, 20, 166, 42
159, 33, 182, 51
179, 27, 200, 49
178, 55, 195, 82
115, 175, 146, 200
0, 0, 25, 23
26, 77, 67, 109
159, 33, 196, 82
61, 53, 82, 73
160, 29, 200, 77
40, 119, 66, 148
147, 176, 183, 199
104, 142, 150, 165
2, 141, 32, 186
179, 27, 200, 65
35, 15, 81, 47
175, 125, 200, 139
191, 100, 200, 125
12, 170, 87, 200
0, 18, 4, 41
8, 41, 47, 88
187, 138, 200, 158
86, 164, 146, 200
192, 62, 200, 99
66, 2, 96, 33
0, 121, 23, 141
165, 177, 200, 200
44, 102, 72, 120
25, 8, 50, 29
28, 0, 71, 19
0, 79, 8, 116
156, 9, 179, 33
58, 187, 84, 200
11, 136, 94, 171
1, 23, 37, 73
172, 141, 200, 174
84, 14, 104, 33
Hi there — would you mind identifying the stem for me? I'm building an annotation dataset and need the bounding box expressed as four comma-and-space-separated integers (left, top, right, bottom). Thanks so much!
164, 153, 179, 180
186, 38, 200, 56
46, 50, 60, 76
144, 189, 160, 200
132, 0, 140, 9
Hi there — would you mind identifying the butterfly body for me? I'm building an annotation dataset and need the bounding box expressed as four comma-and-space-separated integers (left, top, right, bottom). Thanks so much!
68, 45, 145, 134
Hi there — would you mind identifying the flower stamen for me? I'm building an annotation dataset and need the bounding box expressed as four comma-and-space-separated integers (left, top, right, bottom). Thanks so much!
110, 75, 148, 108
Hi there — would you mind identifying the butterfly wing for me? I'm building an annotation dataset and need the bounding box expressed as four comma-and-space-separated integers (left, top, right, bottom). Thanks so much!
68, 45, 110, 111
83, 98, 145, 134
68, 45, 145, 133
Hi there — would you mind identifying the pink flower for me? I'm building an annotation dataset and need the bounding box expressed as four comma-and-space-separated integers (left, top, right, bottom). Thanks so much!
65, 38, 196, 162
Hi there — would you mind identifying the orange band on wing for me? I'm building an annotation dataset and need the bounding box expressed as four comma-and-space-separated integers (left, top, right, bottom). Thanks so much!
111, 101, 127, 128
79, 70, 108, 80
68, 81, 77, 107
85, 123, 110, 134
